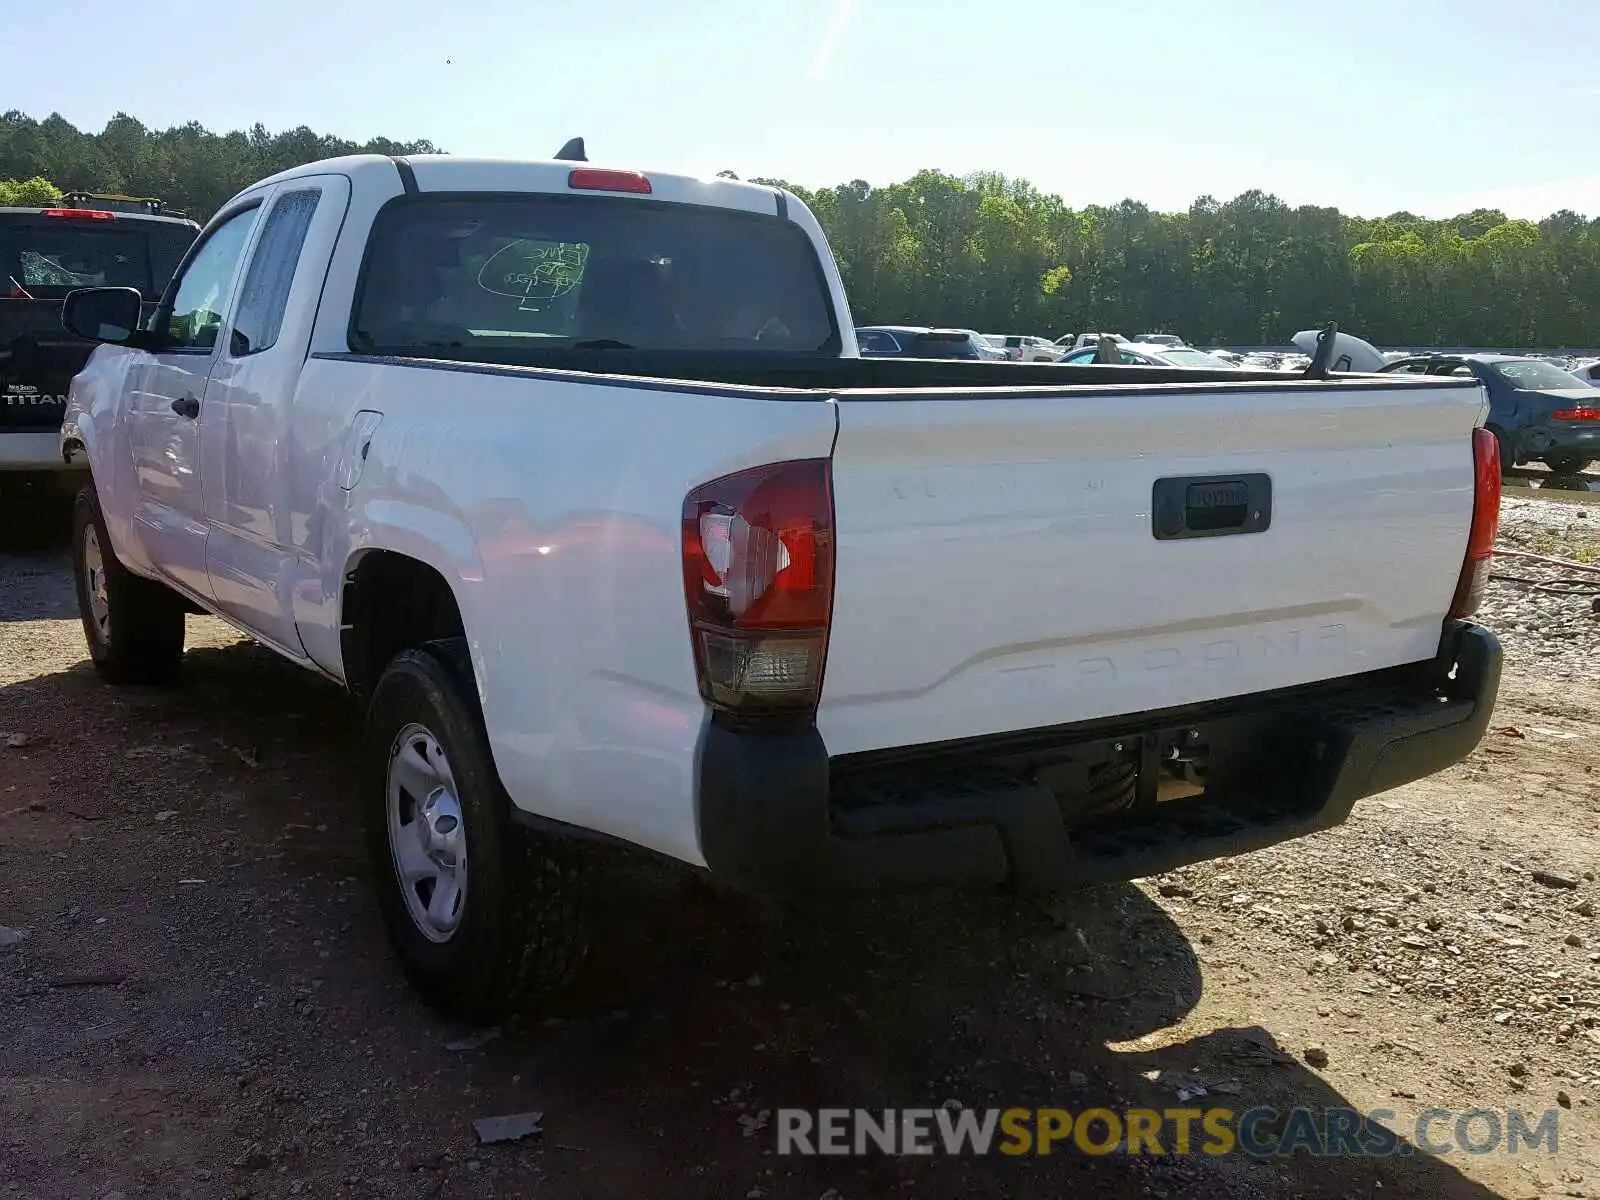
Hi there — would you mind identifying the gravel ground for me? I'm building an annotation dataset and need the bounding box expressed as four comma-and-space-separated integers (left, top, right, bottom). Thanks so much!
2, 489, 1599, 1200
1482, 495, 1600, 679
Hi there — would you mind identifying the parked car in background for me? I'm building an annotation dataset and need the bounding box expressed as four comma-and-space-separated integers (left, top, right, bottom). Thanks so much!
1568, 359, 1600, 387
1290, 329, 1387, 374
952, 328, 1007, 359
1064, 331, 1129, 352
997, 334, 1064, 362
1136, 333, 1186, 348
1, 194, 199, 490
857, 325, 987, 358
1379, 353, 1600, 474
1058, 342, 1242, 369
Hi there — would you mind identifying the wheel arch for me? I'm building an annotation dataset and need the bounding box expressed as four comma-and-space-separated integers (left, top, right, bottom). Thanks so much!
338, 548, 471, 702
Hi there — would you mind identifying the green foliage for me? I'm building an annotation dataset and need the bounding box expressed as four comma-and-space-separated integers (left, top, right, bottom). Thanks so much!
0, 110, 439, 224
786, 176, 1598, 347
0, 175, 61, 206
4, 111, 1595, 346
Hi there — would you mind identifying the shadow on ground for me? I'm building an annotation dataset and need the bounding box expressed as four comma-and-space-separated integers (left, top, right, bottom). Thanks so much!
0, 474, 75, 544
0, 626, 1515, 1198
0, 479, 76, 621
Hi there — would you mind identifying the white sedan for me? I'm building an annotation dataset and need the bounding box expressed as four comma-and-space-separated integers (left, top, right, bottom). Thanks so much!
1569, 360, 1600, 387
1057, 342, 1241, 369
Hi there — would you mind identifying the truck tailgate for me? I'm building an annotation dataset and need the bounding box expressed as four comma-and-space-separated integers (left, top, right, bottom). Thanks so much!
1, 299, 97, 431
818, 378, 1486, 756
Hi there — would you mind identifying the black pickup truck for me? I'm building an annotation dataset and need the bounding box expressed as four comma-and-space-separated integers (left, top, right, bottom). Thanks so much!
1, 194, 198, 496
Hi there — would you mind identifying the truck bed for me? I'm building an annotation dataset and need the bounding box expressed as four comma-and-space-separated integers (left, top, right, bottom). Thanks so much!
304, 347, 1487, 777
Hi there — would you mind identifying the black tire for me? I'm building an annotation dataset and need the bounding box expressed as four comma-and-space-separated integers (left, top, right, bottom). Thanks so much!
363, 639, 589, 1021
70, 483, 187, 685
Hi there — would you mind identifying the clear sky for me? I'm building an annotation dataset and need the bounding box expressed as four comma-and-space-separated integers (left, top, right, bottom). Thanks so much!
5, 0, 1597, 218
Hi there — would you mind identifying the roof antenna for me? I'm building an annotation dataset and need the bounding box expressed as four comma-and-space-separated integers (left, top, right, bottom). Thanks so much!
554, 137, 587, 162
1302, 321, 1338, 380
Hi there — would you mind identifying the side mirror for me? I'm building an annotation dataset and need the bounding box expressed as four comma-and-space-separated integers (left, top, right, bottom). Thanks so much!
62, 287, 145, 345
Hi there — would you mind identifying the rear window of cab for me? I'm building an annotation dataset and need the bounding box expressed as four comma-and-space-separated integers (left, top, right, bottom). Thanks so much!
349, 194, 840, 358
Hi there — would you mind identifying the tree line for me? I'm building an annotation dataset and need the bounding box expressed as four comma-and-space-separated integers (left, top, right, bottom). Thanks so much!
4, 110, 1597, 348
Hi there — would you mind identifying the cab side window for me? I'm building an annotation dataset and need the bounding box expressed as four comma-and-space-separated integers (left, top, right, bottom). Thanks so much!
166, 206, 259, 351
231, 189, 321, 357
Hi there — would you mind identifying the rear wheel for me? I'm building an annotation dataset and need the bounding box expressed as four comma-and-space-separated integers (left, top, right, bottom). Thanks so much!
70, 484, 187, 684
363, 639, 589, 1020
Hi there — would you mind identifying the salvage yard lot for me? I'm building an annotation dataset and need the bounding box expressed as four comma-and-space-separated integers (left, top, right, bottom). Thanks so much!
3, 495, 1600, 1200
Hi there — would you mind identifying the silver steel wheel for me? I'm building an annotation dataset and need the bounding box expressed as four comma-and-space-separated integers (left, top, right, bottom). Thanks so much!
386, 722, 469, 943
82, 523, 111, 642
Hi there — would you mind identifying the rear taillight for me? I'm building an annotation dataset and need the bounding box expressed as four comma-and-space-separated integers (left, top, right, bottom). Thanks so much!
41, 207, 115, 221
568, 168, 652, 194
1551, 407, 1600, 421
682, 459, 835, 721
1448, 427, 1501, 620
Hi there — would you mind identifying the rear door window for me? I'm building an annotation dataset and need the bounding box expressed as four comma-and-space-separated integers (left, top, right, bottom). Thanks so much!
231, 189, 321, 356
351, 194, 839, 358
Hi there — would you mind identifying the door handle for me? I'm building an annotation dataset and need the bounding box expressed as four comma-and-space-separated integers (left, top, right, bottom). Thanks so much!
1152, 473, 1272, 540
170, 395, 200, 419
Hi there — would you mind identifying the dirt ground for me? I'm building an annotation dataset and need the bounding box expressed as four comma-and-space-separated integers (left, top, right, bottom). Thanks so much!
3, 487, 1600, 1200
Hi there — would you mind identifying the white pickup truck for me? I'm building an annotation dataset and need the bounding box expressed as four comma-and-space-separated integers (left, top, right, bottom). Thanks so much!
58, 151, 1504, 1021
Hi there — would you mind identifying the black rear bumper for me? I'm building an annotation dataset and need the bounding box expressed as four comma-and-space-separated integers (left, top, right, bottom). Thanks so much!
695, 622, 1502, 898
1522, 422, 1600, 465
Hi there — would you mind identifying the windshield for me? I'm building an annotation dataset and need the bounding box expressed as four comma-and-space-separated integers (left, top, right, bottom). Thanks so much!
1491, 359, 1588, 391
351, 195, 839, 357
